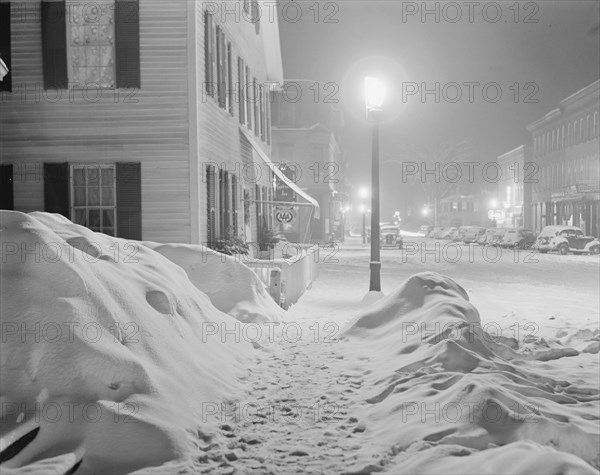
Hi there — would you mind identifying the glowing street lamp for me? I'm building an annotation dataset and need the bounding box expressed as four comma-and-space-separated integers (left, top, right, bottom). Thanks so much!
365, 76, 385, 292
365, 77, 385, 114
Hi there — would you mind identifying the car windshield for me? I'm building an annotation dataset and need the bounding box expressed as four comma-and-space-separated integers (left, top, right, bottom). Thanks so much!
494, 229, 507, 236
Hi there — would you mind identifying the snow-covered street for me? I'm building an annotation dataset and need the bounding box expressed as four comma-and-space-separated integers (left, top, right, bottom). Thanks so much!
1, 215, 599, 474
173, 235, 600, 474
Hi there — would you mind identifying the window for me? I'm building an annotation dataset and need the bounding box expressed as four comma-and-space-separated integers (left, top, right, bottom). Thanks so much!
0, 2, 12, 92
67, 0, 115, 88
567, 123, 572, 146
585, 115, 590, 141
206, 15, 232, 113
42, 0, 140, 90
71, 164, 116, 235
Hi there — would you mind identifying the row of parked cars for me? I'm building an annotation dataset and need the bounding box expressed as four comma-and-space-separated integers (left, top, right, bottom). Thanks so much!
418, 225, 600, 255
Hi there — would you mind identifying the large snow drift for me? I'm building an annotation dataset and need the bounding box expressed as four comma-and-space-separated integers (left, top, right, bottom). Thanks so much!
343, 272, 600, 473
142, 241, 284, 323
0, 211, 254, 474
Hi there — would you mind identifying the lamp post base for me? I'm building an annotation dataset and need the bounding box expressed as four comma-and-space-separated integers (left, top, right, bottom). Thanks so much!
369, 261, 381, 292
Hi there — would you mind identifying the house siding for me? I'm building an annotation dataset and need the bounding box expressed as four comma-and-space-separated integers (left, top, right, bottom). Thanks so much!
194, 0, 275, 245
0, 0, 191, 243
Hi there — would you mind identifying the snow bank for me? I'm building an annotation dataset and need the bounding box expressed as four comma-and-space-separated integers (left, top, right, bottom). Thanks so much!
142, 242, 284, 323
343, 272, 600, 473
0, 211, 253, 474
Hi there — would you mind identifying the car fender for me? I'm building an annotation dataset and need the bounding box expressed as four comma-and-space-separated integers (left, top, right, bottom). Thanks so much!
551, 236, 568, 248
584, 238, 600, 252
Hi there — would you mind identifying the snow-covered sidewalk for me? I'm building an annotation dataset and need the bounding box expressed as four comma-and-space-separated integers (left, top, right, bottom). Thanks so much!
1, 217, 598, 474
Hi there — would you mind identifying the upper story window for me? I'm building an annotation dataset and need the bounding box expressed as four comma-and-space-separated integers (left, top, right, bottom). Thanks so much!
204, 13, 234, 116
42, 0, 140, 90
67, 0, 115, 88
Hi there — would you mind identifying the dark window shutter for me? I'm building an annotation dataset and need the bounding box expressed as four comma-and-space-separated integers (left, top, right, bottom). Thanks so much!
260, 84, 265, 141
206, 165, 216, 245
253, 77, 259, 136
219, 168, 227, 237
204, 12, 214, 97
41, 1, 68, 90
237, 57, 245, 124
0, 3, 12, 92
224, 171, 231, 232
227, 42, 233, 115
245, 66, 252, 130
116, 162, 141, 240
232, 174, 238, 236
115, 0, 140, 89
43, 162, 70, 217
216, 26, 225, 108
262, 185, 268, 229
0, 164, 14, 210
255, 184, 261, 241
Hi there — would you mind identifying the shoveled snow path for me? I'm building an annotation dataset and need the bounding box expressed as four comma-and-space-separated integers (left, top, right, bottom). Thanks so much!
196, 324, 389, 475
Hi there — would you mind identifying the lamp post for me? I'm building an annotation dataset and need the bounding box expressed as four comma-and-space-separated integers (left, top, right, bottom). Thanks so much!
359, 187, 369, 244
365, 77, 385, 292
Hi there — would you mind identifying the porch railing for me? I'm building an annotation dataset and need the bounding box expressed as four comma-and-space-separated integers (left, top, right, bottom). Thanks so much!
245, 244, 319, 310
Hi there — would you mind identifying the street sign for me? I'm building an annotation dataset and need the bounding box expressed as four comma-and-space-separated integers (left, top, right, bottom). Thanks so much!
487, 210, 504, 221
274, 206, 295, 224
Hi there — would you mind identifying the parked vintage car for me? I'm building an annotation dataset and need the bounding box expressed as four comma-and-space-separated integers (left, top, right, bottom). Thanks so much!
439, 227, 458, 239
477, 227, 498, 245
463, 226, 486, 244
488, 228, 508, 246
380, 224, 403, 249
499, 228, 537, 249
418, 225, 433, 237
428, 226, 444, 238
451, 226, 471, 242
533, 226, 600, 255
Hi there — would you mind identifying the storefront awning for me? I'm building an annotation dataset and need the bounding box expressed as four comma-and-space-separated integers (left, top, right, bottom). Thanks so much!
239, 126, 320, 219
